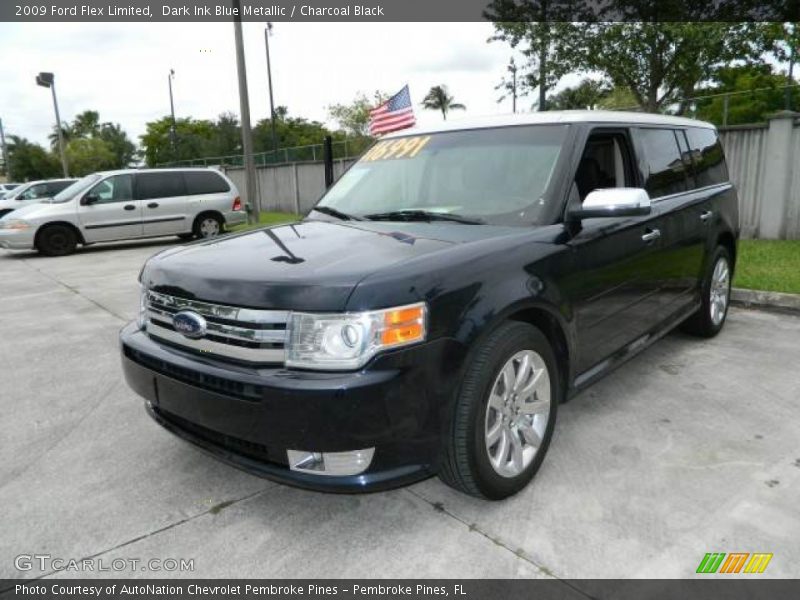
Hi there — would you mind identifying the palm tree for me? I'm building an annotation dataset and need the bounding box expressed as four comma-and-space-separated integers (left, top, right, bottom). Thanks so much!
48, 122, 73, 151
422, 85, 466, 120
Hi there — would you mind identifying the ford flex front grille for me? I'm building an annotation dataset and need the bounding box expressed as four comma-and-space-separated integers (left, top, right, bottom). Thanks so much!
144, 290, 288, 365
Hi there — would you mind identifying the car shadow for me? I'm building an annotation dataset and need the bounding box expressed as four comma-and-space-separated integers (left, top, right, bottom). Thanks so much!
1, 236, 185, 260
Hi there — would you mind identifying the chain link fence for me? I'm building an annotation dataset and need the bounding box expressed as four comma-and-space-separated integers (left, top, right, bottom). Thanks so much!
156, 137, 373, 168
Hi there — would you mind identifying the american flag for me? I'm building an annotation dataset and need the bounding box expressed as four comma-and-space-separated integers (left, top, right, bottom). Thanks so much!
369, 85, 416, 136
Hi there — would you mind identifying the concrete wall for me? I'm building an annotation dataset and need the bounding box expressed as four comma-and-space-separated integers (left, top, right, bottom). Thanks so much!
226, 113, 800, 239
720, 111, 800, 240
224, 159, 355, 215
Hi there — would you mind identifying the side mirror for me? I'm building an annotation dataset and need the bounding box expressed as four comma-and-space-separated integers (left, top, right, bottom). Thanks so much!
568, 188, 651, 220
81, 194, 99, 206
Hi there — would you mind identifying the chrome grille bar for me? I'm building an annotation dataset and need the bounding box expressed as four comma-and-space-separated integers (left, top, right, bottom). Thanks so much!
144, 291, 288, 365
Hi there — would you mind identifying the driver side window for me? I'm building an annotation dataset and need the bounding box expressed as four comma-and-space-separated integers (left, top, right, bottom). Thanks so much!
571, 131, 635, 204
88, 175, 133, 204
20, 184, 47, 200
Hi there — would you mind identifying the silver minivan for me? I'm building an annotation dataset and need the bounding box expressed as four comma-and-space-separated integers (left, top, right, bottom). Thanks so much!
0, 168, 245, 256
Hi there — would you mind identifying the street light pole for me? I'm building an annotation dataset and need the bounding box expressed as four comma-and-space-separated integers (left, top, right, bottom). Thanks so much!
233, 1, 260, 224
264, 23, 278, 161
36, 72, 68, 177
168, 69, 177, 156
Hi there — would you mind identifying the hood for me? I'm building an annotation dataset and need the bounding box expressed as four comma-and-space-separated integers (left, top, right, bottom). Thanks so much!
144, 219, 522, 311
0, 201, 69, 221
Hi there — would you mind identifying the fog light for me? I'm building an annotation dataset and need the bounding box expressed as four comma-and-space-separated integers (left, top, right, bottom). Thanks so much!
287, 448, 375, 476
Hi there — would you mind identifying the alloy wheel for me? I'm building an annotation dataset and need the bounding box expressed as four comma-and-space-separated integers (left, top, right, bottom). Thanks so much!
484, 350, 551, 478
709, 256, 730, 326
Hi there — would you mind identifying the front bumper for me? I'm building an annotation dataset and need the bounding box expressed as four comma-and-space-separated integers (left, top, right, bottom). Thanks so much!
120, 323, 466, 492
0, 227, 36, 250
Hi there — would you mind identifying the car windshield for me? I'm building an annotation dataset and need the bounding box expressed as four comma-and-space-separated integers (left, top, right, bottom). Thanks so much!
315, 125, 567, 226
5, 182, 34, 200
51, 174, 103, 203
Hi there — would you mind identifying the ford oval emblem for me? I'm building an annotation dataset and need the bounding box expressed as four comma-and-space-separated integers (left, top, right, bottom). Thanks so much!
172, 310, 207, 339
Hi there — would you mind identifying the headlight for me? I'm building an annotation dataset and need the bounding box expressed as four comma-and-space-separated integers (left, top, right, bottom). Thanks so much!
0, 219, 32, 230
286, 302, 427, 370
137, 286, 148, 330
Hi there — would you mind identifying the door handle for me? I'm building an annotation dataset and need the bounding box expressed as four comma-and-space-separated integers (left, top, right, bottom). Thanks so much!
700, 210, 713, 222
123, 204, 136, 211
641, 228, 661, 243
147, 202, 159, 209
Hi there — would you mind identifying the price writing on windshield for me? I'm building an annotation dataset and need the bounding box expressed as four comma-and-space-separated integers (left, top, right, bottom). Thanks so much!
361, 136, 432, 162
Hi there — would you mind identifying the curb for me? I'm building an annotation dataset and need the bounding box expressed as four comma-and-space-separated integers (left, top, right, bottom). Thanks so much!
731, 288, 800, 314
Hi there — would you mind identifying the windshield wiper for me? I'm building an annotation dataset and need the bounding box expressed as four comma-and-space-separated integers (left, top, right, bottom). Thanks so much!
363, 209, 483, 225
309, 206, 362, 221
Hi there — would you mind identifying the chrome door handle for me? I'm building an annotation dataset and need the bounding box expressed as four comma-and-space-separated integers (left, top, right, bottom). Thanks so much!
700, 210, 713, 222
642, 229, 661, 242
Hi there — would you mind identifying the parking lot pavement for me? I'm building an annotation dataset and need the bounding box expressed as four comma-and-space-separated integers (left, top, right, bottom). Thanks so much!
1, 240, 798, 581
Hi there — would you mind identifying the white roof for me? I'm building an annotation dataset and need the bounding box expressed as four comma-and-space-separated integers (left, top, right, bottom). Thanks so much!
384, 110, 715, 138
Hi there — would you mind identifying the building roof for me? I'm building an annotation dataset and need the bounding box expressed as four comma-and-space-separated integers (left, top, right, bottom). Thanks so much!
384, 110, 716, 138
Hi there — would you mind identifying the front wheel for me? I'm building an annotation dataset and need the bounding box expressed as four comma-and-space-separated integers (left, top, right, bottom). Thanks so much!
37, 225, 78, 256
681, 246, 732, 338
439, 322, 559, 500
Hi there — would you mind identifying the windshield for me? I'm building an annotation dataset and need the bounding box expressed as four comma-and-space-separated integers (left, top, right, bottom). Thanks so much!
316, 125, 567, 226
5, 182, 34, 201
52, 173, 103, 203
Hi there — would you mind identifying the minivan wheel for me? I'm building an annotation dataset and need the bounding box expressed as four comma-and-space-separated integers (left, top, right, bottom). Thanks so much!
439, 322, 559, 500
194, 214, 223, 239
681, 246, 732, 338
37, 225, 78, 256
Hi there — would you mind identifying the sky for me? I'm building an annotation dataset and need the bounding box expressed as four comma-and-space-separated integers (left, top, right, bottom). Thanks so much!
0, 22, 583, 149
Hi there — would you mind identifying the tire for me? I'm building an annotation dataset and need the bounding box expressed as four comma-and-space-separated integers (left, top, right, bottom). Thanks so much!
193, 213, 223, 239
37, 224, 78, 256
681, 246, 732, 338
439, 321, 560, 500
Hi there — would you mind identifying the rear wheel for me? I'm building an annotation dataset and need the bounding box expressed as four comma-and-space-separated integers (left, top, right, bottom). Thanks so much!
681, 246, 732, 337
439, 322, 559, 500
193, 213, 223, 239
37, 225, 78, 256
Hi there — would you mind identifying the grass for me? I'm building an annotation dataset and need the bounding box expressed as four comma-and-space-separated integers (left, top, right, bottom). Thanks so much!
227, 211, 300, 233
733, 240, 800, 294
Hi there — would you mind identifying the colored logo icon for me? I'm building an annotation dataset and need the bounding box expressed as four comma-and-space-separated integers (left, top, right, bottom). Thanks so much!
696, 552, 773, 574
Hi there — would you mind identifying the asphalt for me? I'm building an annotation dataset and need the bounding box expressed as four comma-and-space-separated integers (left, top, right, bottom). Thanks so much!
1, 239, 798, 581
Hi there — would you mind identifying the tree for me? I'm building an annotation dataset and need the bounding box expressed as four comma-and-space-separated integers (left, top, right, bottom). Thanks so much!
486, 2, 578, 111
422, 85, 466, 120
98, 123, 136, 168
495, 57, 524, 113
547, 79, 611, 110
694, 64, 800, 126
48, 123, 74, 152
64, 138, 116, 176
572, 22, 774, 113
139, 116, 217, 166
71, 110, 101, 138
6, 136, 61, 181
327, 91, 388, 136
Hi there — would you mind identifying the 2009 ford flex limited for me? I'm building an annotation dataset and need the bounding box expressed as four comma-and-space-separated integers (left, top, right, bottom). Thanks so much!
121, 111, 738, 499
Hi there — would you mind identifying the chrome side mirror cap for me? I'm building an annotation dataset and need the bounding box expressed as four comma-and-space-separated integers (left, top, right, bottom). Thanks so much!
569, 187, 652, 220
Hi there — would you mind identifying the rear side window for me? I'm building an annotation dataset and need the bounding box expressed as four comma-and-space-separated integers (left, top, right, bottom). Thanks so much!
135, 172, 185, 200
184, 171, 230, 195
687, 127, 729, 187
637, 128, 688, 198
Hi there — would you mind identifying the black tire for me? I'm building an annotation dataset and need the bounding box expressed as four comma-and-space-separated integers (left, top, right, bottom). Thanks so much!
681, 246, 732, 338
193, 213, 224, 239
36, 224, 78, 256
439, 322, 560, 500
